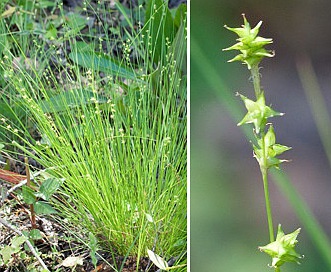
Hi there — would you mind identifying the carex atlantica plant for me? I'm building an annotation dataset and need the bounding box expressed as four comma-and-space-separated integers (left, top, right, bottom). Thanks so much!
223, 14, 303, 271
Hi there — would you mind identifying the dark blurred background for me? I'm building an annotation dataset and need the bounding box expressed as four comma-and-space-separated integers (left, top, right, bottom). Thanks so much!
191, 0, 331, 271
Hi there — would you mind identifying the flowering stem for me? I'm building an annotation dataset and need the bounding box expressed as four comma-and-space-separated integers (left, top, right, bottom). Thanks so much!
251, 65, 262, 98
253, 65, 279, 271
224, 15, 301, 270
251, 64, 275, 243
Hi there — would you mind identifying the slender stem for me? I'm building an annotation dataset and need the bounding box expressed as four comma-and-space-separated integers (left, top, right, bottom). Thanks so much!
251, 65, 278, 272
261, 164, 275, 242
261, 129, 277, 271
251, 65, 261, 98
260, 133, 275, 242
251, 64, 275, 242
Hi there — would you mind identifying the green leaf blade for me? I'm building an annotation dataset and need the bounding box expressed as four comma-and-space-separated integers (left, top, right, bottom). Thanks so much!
38, 178, 62, 201
68, 52, 138, 80
22, 186, 36, 205
34, 201, 57, 215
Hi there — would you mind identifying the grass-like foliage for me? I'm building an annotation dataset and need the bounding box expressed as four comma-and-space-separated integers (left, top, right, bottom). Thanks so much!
0, 0, 186, 270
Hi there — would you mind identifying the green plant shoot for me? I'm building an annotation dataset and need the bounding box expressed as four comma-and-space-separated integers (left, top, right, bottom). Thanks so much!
223, 14, 302, 270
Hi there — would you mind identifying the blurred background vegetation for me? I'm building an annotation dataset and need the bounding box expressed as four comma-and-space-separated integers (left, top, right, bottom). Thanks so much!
191, 0, 331, 271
